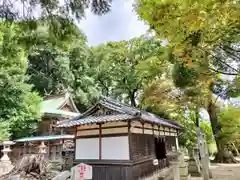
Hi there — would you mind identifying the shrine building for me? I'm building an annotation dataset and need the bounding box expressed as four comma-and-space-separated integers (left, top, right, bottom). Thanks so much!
57, 97, 181, 180
12, 92, 80, 162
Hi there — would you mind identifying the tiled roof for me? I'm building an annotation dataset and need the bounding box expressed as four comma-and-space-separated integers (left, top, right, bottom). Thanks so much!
14, 134, 74, 142
57, 97, 181, 129
57, 114, 135, 127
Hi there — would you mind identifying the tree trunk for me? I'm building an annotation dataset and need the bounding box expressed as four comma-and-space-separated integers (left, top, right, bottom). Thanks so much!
207, 97, 238, 163
231, 142, 239, 156
129, 90, 137, 107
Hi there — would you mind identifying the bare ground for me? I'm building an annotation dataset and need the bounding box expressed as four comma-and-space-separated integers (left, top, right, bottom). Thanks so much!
192, 163, 240, 180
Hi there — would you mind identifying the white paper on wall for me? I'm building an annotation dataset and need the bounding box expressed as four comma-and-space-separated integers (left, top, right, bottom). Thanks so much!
101, 136, 129, 160
75, 138, 99, 159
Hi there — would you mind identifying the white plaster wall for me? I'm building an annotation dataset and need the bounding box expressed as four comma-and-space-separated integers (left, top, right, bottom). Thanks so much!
75, 138, 99, 159
101, 136, 129, 160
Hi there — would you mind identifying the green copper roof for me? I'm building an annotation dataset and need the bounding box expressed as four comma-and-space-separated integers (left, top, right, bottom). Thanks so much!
44, 109, 80, 118
40, 96, 66, 113
40, 94, 80, 118
15, 134, 75, 142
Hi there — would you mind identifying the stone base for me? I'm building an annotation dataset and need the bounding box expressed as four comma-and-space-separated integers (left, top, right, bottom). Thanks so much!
209, 170, 213, 178
0, 163, 14, 176
180, 165, 188, 176
188, 160, 201, 177
180, 174, 191, 180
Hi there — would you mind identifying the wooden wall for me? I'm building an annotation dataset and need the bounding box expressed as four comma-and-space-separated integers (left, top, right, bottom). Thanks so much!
73, 159, 168, 180
130, 133, 155, 161
76, 122, 128, 137
74, 119, 178, 180
129, 133, 169, 179
132, 159, 167, 180
130, 120, 178, 137
75, 120, 178, 138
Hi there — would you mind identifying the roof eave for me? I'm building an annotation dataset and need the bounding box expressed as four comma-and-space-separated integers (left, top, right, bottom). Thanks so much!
42, 112, 80, 119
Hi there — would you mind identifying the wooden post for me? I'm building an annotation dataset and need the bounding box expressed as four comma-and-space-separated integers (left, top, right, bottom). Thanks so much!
142, 122, 144, 134
23, 142, 26, 155
48, 141, 50, 158
99, 123, 102, 160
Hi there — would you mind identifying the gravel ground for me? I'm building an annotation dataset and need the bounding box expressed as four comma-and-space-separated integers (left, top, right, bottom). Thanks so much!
191, 163, 240, 180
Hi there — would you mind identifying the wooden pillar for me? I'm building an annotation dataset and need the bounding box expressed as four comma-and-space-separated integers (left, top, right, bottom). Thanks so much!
73, 126, 77, 161
142, 122, 144, 134
128, 121, 132, 160
99, 123, 102, 160
152, 124, 154, 135
23, 142, 26, 154
48, 141, 50, 159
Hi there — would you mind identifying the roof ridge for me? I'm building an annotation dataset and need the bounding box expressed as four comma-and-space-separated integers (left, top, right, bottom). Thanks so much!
43, 95, 64, 100
101, 96, 141, 116
60, 97, 181, 129
101, 97, 181, 128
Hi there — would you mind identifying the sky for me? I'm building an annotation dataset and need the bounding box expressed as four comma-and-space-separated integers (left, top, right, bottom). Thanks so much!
9, 0, 147, 46
78, 0, 148, 46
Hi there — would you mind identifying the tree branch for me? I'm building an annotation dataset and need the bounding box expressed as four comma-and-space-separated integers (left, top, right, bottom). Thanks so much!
198, 46, 240, 74
219, 46, 240, 61
222, 45, 240, 53
208, 67, 238, 76
209, 51, 239, 73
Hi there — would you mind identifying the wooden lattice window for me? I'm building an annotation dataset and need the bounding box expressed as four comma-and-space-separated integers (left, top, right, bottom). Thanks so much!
154, 137, 166, 160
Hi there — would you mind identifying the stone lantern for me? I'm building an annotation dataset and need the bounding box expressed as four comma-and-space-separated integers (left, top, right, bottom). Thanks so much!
1, 141, 15, 164
38, 141, 47, 154
0, 141, 15, 175
167, 146, 181, 162
166, 146, 181, 180
179, 148, 191, 180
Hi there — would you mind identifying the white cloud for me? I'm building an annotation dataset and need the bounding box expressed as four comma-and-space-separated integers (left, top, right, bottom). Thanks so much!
79, 0, 148, 46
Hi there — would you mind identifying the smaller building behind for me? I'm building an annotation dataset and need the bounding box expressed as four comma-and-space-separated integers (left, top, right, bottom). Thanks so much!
12, 92, 80, 163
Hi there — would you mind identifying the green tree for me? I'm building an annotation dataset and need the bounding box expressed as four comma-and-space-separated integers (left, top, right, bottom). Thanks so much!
89, 44, 117, 97
1, 0, 111, 21
20, 18, 99, 111
136, 0, 240, 162
28, 45, 74, 95
0, 22, 41, 140
69, 41, 101, 111
23, 19, 84, 96
136, 0, 239, 58
91, 37, 168, 106
219, 106, 240, 154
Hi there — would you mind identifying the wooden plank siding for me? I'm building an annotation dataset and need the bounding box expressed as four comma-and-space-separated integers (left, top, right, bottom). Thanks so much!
75, 120, 177, 138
